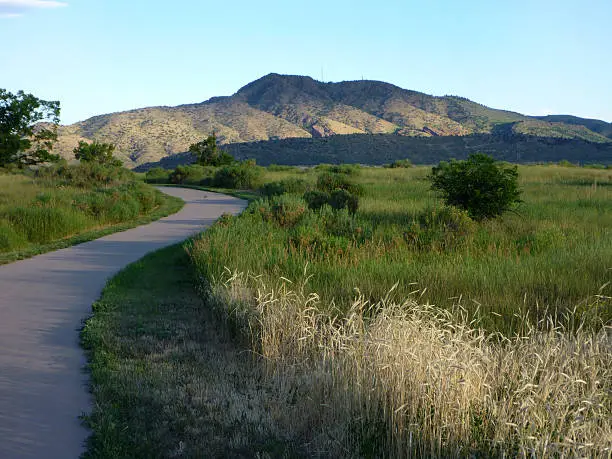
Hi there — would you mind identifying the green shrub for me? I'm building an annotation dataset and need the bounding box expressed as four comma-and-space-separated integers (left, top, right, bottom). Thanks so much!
259, 178, 309, 197
303, 190, 330, 211
169, 165, 215, 185
385, 159, 413, 168
557, 159, 578, 167
429, 153, 522, 220
132, 183, 161, 213
255, 194, 307, 227
314, 164, 361, 175
404, 206, 475, 250
316, 172, 364, 196
145, 167, 170, 184
329, 189, 359, 215
213, 163, 263, 189
35, 163, 133, 188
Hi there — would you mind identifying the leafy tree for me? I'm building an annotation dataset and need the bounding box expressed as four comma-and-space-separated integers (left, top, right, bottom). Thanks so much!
428, 153, 522, 220
189, 133, 234, 166
0, 89, 61, 168
74, 141, 122, 166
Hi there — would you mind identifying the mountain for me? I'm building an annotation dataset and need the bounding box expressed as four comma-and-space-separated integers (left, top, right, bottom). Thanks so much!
53, 74, 612, 167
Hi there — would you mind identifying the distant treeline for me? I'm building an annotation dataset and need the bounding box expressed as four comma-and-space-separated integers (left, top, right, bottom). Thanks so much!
136, 133, 612, 170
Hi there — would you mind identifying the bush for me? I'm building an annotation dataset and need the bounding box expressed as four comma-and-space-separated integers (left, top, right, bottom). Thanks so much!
168, 164, 216, 185
213, 162, 263, 189
428, 153, 522, 220
303, 190, 331, 211
254, 194, 307, 227
74, 141, 122, 166
404, 206, 475, 250
34, 163, 134, 188
316, 172, 364, 196
385, 159, 413, 168
329, 189, 359, 215
259, 178, 309, 197
145, 167, 170, 184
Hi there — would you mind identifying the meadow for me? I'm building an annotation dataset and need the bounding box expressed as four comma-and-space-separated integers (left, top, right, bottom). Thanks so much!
0, 163, 183, 263
190, 164, 612, 333
84, 162, 611, 457
185, 163, 611, 457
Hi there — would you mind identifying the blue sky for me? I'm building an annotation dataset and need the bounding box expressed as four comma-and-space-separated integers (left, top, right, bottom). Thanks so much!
1, 0, 610, 124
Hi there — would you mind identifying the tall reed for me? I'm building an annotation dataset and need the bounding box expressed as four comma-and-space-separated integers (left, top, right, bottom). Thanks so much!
196, 266, 612, 458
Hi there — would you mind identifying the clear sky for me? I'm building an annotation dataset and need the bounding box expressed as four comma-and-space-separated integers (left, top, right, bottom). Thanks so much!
1, 0, 610, 124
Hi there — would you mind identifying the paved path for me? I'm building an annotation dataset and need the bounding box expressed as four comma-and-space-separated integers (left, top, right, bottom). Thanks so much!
0, 187, 246, 458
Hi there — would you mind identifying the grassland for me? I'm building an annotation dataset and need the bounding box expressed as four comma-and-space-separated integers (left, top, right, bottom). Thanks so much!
190, 164, 612, 333
81, 245, 300, 458
0, 164, 183, 263
86, 163, 611, 457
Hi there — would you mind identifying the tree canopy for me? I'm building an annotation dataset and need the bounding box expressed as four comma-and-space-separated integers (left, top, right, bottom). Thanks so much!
0, 89, 61, 168
74, 140, 122, 166
189, 133, 234, 166
428, 153, 522, 220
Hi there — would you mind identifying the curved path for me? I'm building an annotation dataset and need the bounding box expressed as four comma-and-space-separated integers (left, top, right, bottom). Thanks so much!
0, 188, 246, 458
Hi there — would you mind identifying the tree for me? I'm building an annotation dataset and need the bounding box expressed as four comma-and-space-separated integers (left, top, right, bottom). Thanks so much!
189, 133, 234, 166
0, 89, 61, 168
74, 141, 122, 166
428, 153, 522, 220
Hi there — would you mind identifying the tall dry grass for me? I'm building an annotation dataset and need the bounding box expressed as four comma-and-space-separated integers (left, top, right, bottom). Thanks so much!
200, 268, 612, 458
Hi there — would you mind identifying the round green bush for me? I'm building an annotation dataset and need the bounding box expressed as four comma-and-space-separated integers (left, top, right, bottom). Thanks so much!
428, 153, 522, 220
329, 189, 359, 215
213, 163, 263, 189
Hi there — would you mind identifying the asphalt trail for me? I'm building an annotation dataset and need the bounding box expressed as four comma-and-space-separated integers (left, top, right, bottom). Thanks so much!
0, 187, 246, 458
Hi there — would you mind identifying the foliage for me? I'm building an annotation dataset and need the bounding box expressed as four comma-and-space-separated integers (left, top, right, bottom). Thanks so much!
384, 158, 413, 168
188, 164, 612, 332
404, 206, 476, 250
303, 190, 330, 211
168, 164, 215, 185
223, 133, 612, 167
329, 189, 359, 214
255, 194, 308, 227
186, 164, 611, 456
429, 153, 522, 220
213, 162, 263, 189
144, 167, 171, 184
0, 89, 60, 168
34, 162, 134, 188
189, 133, 234, 166
0, 169, 173, 257
316, 172, 364, 195
259, 178, 308, 197
74, 141, 122, 166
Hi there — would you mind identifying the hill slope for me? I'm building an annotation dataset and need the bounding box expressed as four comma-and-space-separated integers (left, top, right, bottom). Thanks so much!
54, 74, 612, 167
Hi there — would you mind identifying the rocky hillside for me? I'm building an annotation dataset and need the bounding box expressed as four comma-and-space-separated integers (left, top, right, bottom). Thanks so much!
54, 74, 612, 167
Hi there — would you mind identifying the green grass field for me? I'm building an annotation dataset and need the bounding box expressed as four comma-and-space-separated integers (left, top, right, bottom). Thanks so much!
190, 164, 612, 333
0, 165, 183, 263
86, 163, 611, 458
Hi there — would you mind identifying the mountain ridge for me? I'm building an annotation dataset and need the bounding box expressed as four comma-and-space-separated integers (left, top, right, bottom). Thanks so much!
53, 73, 612, 167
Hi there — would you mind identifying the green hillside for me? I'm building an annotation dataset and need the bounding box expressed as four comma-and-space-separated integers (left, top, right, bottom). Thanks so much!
53, 74, 611, 168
